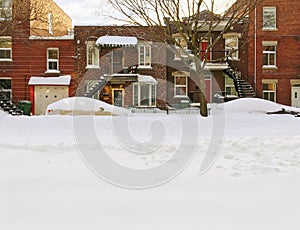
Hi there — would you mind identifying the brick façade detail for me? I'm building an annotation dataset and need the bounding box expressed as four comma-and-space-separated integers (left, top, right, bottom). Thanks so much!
247, 0, 300, 106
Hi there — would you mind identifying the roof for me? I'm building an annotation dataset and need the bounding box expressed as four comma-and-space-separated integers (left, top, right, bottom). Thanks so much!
28, 75, 71, 85
96, 36, 138, 47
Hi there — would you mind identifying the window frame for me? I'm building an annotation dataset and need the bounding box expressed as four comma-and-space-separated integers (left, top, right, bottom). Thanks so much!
263, 44, 277, 68
225, 36, 239, 60
133, 83, 157, 107
174, 74, 188, 97
0, 36, 12, 61
263, 7, 277, 30
0, 78, 12, 101
46, 48, 59, 73
0, 0, 12, 20
86, 41, 99, 68
138, 43, 151, 68
48, 13, 53, 34
262, 82, 277, 102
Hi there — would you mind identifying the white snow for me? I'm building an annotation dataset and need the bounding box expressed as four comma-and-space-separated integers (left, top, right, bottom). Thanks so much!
0, 98, 300, 230
96, 35, 138, 47
138, 75, 158, 84
28, 75, 71, 85
46, 96, 130, 116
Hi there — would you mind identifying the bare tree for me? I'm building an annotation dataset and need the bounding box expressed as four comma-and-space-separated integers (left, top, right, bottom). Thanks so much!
107, 0, 260, 116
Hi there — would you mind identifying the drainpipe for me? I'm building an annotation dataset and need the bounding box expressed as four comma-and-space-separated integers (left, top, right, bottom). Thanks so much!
254, 6, 257, 95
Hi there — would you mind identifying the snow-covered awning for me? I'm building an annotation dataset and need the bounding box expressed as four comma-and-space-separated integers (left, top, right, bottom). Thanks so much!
28, 75, 71, 85
96, 36, 138, 47
138, 75, 157, 84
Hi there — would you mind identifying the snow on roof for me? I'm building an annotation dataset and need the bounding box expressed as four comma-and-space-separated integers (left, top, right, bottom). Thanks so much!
138, 75, 157, 84
28, 75, 71, 86
96, 36, 138, 47
29, 35, 74, 40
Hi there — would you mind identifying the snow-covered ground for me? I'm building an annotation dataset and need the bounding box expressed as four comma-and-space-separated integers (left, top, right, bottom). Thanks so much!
0, 98, 300, 230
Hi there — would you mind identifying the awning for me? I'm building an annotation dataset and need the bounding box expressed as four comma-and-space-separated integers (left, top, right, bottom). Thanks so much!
28, 75, 71, 85
138, 75, 157, 84
96, 36, 138, 47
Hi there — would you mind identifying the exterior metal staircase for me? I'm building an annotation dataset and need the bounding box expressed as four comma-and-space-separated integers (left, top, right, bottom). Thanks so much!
83, 76, 107, 99
0, 100, 23, 116
223, 62, 255, 98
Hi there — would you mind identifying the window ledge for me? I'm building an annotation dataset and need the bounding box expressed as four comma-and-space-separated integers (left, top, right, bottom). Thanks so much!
262, 28, 278, 32
262, 66, 278, 70
138, 66, 153, 70
0, 59, 13, 62
45, 70, 61, 74
174, 95, 189, 99
85, 66, 100, 69
227, 57, 240, 61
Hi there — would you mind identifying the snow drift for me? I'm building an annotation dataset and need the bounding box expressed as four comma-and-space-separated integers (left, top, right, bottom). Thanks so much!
46, 97, 130, 116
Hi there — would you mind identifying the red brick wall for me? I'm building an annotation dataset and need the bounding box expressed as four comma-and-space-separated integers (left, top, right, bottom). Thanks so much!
248, 0, 300, 105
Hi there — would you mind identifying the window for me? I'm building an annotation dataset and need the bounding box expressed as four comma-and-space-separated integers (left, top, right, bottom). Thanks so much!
86, 41, 99, 68
0, 0, 12, 20
0, 36, 12, 61
174, 74, 188, 97
263, 7, 276, 30
133, 83, 156, 107
263, 44, 276, 68
0, 78, 11, 100
225, 36, 239, 60
48, 13, 53, 34
138, 44, 151, 67
263, 82, 276, 102
47, 48, 59, 72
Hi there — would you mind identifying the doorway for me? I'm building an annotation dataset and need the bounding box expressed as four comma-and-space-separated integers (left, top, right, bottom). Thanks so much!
291, 87, 300, 108
112, 89, 124, 107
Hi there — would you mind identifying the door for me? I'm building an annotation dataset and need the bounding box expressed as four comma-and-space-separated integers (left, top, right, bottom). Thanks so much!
112, 89, 124, 107
35, 86, 68, 115
112, 50, 124, 73
200, 40, 211, 61
291, 87, 300, 108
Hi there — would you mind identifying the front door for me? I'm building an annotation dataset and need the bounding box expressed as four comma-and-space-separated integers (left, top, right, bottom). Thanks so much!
291, 87, 300, 108
200, 40, 211, 61
112, 89, 124, 107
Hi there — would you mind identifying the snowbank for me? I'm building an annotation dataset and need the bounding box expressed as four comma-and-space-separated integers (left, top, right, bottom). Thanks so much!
46, 97, 130, 116
0, 110, 7, 119
224, 98, 283, 113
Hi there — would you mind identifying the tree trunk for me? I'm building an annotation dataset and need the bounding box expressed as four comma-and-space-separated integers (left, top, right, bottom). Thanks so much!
199, 89, 208, 117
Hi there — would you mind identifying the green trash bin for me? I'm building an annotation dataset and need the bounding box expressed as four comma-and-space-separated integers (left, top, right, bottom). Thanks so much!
18, 100, 32, 116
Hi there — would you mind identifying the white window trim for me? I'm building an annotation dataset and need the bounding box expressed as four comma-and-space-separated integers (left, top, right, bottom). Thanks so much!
0, 0, 12, 20
0, 36, 12, 61
262, 43, 277, 68
263, 7, 277, 30
225, 36, 239, 60
46, 48, 60, 73
138, 43, 151, 68
263, 84, 276, 102
133, 83, 157, 107
174, 74, 188, 98
86, 41, 99, 69
48, 13, 53, 35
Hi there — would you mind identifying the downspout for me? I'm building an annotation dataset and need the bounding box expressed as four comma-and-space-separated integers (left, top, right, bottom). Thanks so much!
254, 6, 257, 95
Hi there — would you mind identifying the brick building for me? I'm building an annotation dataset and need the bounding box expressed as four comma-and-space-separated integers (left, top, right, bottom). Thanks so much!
166, 11, 252, 106
74, 26, 167, 109
247, 0, 300, 107
0, 0, 75, 115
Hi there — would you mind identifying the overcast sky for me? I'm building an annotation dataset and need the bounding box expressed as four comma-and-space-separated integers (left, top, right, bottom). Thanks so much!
54, 0, 233, 26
